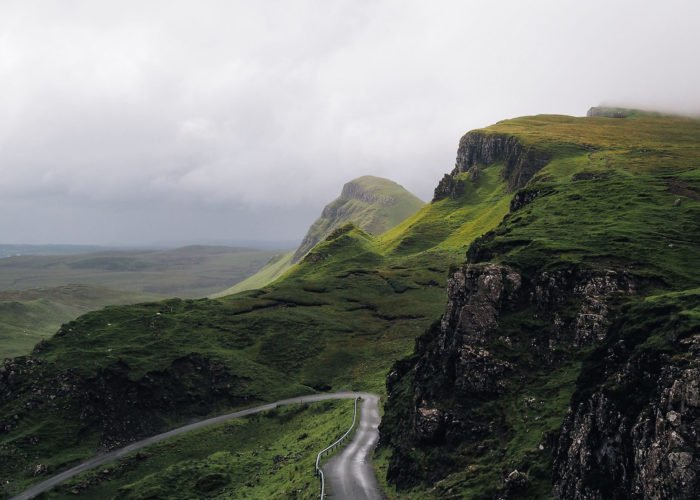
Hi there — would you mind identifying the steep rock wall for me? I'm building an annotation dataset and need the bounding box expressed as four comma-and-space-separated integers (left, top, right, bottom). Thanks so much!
433, 132, 550, 201
381, 260, 636, 496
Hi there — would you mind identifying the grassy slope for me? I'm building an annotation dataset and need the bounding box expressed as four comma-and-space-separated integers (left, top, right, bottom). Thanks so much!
380, 114, 700, 498
3, 113, 698, 498
212, 176, 424, 296
295, 176, 425, 260
212, 251, 295, 297
0, 246, 278, 358
0, 159, 505, 497
345, 175, 427, 234
0, 286, 158, 359
46, 400, 354, 500
474, 114, 700, 285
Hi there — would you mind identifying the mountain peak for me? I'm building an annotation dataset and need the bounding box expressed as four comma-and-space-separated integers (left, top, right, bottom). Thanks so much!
292, 176, 423, 263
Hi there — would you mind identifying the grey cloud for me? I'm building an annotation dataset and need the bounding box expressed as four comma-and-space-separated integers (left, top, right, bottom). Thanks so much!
1, 0, 699, 245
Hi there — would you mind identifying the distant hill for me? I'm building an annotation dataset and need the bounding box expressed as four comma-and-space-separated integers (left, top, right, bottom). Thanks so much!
214, 176, 424, 296
292, 176, 424, 263
0, 246, 278, 297
0, 246, 279, 358
0, 244, 109, 258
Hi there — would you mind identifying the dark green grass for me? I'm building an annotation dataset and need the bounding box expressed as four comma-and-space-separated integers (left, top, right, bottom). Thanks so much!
2, 113, 699, 498
0, 246, 282, 358
45, 400, 354, 500
476, 154, 700, 287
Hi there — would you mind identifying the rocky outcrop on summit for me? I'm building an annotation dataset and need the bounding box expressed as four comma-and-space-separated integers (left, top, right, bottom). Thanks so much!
339, 181, 396, 205
433, 132, 550, 201
292, 176, 423, 263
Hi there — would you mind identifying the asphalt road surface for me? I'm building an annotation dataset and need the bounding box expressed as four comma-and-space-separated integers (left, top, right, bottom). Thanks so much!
12, 391, 378, 500
323, 394, 383, 500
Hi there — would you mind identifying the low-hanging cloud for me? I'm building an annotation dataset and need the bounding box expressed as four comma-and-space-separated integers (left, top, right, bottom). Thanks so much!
1, 0, 699, 244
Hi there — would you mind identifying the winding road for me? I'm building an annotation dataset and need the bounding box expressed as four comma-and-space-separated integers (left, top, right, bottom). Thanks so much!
322, 393, 383, 499
11, 391, 381, 500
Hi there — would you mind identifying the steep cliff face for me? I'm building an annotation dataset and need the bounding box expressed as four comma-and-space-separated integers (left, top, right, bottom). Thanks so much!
292, 176, 424, 263
383, 262, 699, 499
553, 293, 700, 499
381, 113, 700, 498
382, 260, 639, 497
433, 132, 550, 201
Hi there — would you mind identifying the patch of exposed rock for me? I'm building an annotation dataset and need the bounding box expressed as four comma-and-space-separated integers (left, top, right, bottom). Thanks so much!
433, 132, 550, 201
381, 262, 638, 492
553, 335, 700, 499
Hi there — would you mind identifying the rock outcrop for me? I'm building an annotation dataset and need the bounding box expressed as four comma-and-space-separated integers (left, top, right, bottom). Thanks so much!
0, 353, 250, 450
381, 245, 700, 499
553, 327, 700, 499
381, 259, 644, 496
433, 132, 550, 201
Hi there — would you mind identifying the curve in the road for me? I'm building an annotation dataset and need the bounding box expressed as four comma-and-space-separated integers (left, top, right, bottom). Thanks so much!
322, 394, 383, 500
11, 391, 378, 500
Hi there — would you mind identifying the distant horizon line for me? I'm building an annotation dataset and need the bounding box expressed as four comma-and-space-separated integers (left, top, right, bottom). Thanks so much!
0, 240, 300, 251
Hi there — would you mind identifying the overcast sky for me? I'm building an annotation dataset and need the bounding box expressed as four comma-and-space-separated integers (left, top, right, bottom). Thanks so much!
1, 0, 699, 246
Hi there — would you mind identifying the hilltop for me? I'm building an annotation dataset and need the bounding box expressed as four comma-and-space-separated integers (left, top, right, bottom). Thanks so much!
1, 111, 699, 499
214, 175, 424, 295
292, 176, 424, 263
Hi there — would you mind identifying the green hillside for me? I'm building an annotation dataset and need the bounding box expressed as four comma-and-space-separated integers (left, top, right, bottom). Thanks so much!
212, 175, 424, 296
380, 113, 700, 498
1, 112, 699, 498
45, 400, 353, 499
212, 251, 294, 297
0, 246, 279, 358
0, 286, 158, 359
292, 176, 424, 263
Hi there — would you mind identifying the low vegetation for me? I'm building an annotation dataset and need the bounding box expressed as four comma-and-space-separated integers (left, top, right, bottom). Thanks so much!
46, 400, 354, 499
1, 111, 698, 498
0, 246, 280, 358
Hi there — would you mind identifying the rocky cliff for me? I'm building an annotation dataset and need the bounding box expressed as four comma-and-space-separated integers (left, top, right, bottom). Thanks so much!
381, 113, 700, 498
433, 132, 550, 201
552, 293, 700, 499
381, 257, 642, 496
0, 352, 247, 450
383, 255, 699, 498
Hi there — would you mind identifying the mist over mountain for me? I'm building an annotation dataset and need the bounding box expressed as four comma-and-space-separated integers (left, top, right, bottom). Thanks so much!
2, 1, 700, 245
2, 2, 700, 499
